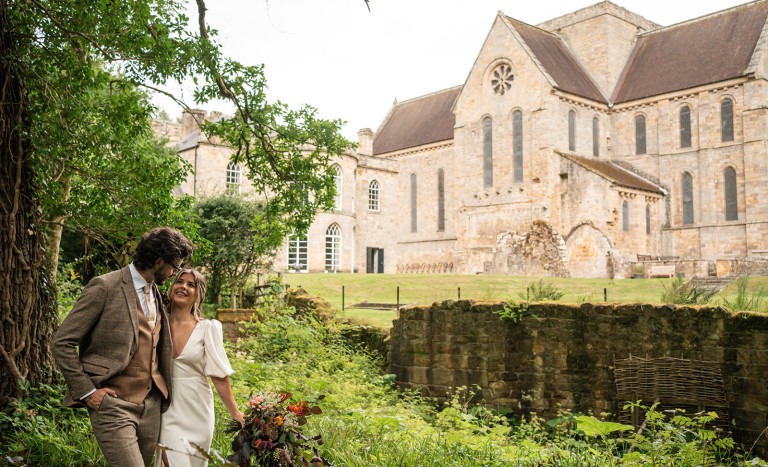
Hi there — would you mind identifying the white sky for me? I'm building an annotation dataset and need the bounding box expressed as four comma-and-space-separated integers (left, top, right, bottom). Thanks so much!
155, 0, 749, 140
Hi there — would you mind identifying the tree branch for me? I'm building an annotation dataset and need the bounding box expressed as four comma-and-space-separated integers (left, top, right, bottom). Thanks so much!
29, 0, 116, 61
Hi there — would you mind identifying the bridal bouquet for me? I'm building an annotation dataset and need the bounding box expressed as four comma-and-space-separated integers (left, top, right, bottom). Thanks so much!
227, 391, 332, 467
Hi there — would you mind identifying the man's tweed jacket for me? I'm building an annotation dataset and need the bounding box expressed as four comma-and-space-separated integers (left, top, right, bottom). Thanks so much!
52, 266, 173, 411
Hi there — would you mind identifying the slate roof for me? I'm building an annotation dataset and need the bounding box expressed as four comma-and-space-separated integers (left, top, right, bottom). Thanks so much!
613, 1, 768, 103
370, 2, 768, 155
178, 130, 201, 152
505, 17, 607, 103
372, 86, 461, 156
557, 151, 664, 195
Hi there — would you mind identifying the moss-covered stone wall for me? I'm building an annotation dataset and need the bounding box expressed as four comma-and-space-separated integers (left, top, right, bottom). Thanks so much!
388, 301, 768, 455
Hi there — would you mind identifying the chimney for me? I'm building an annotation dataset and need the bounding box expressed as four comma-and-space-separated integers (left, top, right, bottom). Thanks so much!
357, 128, 374, 156
207, 111, 223, 123
181, 109, 207, 137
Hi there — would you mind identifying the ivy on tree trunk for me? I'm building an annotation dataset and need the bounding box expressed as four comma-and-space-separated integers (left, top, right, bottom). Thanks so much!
0, 0, 57, 406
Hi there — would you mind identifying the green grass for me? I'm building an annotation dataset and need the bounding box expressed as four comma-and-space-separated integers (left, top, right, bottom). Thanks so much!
283, 273, 768, 330
286, 273, 669, 309
719, 276, 768, 308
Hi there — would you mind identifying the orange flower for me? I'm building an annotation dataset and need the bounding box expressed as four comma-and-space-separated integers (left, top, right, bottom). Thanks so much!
275, 416, 284, 426
288, 401, 307, 415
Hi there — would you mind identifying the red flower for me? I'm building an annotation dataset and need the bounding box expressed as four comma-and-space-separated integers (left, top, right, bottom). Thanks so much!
288, 401, 308, 415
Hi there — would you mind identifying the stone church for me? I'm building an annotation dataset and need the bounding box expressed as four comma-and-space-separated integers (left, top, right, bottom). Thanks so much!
160, 1, 768, 278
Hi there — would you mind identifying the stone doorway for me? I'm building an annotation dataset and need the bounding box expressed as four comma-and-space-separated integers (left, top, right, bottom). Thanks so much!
366, 247, 384, 273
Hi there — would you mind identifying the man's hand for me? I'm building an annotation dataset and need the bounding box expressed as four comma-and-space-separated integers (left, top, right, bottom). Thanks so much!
85, 388, 118, 410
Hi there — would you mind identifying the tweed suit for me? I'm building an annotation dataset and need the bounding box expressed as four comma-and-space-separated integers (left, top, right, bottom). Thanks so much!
52, 265, 173, 465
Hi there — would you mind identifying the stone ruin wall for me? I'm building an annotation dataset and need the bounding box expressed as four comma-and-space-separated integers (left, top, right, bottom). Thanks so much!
388, 301, 768, 456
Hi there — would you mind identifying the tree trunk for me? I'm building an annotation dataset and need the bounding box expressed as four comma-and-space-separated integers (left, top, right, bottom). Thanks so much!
45, 174, 72, 282
0, 1, 58, 408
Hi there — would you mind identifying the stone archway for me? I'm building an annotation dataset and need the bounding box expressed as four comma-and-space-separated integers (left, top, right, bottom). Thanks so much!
565, 223, 616, 278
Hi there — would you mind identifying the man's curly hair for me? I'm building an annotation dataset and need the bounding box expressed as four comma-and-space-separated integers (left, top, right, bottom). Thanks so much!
132, 227, 193, 270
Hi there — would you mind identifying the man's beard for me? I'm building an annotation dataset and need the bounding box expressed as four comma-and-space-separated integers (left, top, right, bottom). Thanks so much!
153, 269, 169, 286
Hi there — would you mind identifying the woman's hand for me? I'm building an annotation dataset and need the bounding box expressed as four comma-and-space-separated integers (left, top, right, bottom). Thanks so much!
233, 410, 245, 428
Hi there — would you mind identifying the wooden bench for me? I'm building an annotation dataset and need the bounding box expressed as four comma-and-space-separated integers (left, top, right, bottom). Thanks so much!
649, 265, 676, 278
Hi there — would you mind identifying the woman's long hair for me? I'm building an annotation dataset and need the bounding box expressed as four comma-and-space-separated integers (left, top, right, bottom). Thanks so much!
170, 269, 207, 320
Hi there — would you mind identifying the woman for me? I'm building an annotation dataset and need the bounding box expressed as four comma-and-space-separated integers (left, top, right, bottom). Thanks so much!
158, 269, 245, 466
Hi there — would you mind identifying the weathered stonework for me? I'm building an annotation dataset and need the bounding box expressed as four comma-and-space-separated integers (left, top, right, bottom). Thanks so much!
389, 300, 768, 456
159, 2, 768, 279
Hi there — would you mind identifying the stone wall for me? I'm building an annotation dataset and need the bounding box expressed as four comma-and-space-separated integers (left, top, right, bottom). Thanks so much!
389, 301, 768, 456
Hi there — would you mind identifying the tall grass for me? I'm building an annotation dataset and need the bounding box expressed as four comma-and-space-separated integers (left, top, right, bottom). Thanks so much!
721, 277, 767, 312
660, 277, 718, 305
0, 380, 104, 465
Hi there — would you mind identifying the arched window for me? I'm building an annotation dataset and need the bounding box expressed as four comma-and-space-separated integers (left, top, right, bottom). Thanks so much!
622, 200, 630, 232
483, 117, 493, 187
568, 109, 576, 152
682, 172, 694, 225
645, 204, 651, 235
679, 106, 691, 148
226, 161, 241, 193
368, 180, 380, 212
592, 117, 599, 157
410, 173, 417, 233
332, 164, 342, 210
324, 224, 341, 272
635, 114, 646, 155
721, 98, 734, 142
437, 168, 445, 232
513, 110, 523, 182
286, 234, 308, 273
724, 166, 738, 221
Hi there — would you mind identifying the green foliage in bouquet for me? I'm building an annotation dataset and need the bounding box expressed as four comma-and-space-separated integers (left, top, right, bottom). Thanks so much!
228, 391, 331, 466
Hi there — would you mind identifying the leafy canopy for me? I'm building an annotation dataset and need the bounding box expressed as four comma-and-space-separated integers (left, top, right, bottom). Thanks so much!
193, 194, 285, 306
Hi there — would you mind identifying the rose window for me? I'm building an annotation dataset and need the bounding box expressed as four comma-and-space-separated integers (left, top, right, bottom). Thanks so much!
491, 64, 514, 95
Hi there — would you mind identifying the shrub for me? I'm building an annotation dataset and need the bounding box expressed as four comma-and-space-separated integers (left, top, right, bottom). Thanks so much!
519, 279, 564, 302
660, 277, 717, 305
56, 263, 84, 319
721, 277, 767, 312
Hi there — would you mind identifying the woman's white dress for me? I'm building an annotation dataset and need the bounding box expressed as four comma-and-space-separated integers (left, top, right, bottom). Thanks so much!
158, 319, 234, 467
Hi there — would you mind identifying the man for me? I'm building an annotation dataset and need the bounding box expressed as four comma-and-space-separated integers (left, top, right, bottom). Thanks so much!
52, 227, 193, 466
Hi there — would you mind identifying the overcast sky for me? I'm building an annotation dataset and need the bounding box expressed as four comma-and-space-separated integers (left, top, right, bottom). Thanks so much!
155, 0, 749, 140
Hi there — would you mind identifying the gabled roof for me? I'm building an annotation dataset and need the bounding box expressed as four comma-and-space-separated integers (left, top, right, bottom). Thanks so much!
557, 151, 665, 195
178, 130, 201, 152
613, 1, 768, 103
372, 86, 461, 156
504, 17, 607, 103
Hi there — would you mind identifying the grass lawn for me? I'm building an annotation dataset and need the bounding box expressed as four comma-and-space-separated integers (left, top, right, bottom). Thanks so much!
282, 273, 768, 329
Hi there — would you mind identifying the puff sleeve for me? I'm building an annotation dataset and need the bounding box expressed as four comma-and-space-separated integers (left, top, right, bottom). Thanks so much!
203, 319, 235, 378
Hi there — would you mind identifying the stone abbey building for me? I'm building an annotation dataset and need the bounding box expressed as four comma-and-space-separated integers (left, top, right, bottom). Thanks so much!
162, 1, 768, 278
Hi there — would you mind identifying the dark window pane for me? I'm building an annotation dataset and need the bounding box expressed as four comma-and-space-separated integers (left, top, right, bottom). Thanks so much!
437, 169, 445, 232
635, 115, 646, 155
568, 110, 576, 152
680, 106, 691, 148
592, 117, 599, 157
513, 111, 523, 182
724, 166, 738, 221
410, 173, 417, 233
645, 204, 651, 235
682, 172, 694, 225
622, 200, 630, 232
483, 117, 493, 188
721, 98, 734, 142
